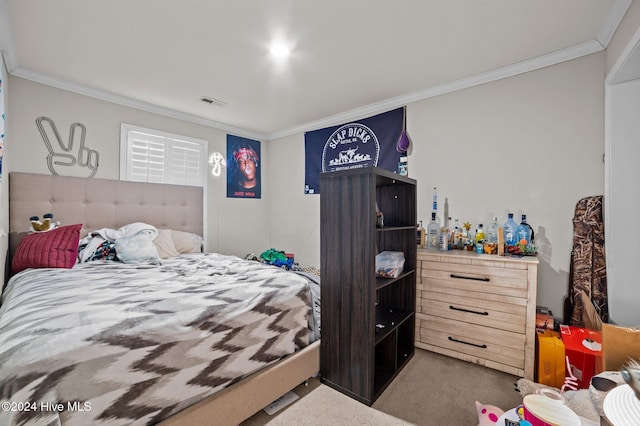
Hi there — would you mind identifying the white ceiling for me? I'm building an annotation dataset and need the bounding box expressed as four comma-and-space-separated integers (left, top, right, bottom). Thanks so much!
0, 0, 632, 140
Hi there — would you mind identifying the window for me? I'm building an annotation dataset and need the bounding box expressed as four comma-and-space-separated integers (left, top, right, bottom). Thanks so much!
120, 123, 207, 187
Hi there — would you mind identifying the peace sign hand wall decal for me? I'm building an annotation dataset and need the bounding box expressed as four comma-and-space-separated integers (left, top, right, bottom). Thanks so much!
36, 117, 100, 178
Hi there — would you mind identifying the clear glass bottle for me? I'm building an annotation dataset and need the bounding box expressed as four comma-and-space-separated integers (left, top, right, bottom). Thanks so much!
431, 187, 440, 225
432, 187, 438, 213
487, 217, 500, 244
426, 212, 440, 251
452, 218, 461, 249
439, 224, 449, 251
503, 213, 518, 246
517, 214, 532, 245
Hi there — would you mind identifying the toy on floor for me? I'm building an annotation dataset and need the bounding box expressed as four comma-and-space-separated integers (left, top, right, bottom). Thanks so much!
515, 404, 524, 419
29, 213, 59, 232
561, 355, 579, 393
475, 401, 504, 426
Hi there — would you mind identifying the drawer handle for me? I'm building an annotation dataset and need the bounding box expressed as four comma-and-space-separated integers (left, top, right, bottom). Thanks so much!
449, 305, 489, 316
450, 274, 490, 282
448, 336, 487, 349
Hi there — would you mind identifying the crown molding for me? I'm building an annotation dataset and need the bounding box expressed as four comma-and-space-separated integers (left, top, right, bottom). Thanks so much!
598, 0, 633, 48
266, 40, 604, 141
9, 67, 266, 141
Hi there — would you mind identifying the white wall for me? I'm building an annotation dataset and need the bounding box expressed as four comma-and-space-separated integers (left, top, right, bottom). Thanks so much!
605, 1, 640, 326
607, 79, 640, 326
3, 52, 609, 321
265, 132, 321, 264
4, 77, 270, 258
268, 52, 606, 319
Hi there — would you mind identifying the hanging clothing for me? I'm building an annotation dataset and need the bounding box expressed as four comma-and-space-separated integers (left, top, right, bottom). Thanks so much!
567, 195, 608, 327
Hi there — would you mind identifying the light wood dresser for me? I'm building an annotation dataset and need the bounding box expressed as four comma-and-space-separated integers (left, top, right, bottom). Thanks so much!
416, 250, 538, 379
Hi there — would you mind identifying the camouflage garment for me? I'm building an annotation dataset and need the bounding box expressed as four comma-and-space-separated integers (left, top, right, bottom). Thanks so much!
568, 195, 608, 326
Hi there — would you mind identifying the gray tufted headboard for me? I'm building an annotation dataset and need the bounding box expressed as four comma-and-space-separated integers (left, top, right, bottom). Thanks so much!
8, 172, 204, 264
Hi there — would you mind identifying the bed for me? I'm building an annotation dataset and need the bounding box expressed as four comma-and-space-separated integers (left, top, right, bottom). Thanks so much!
1, 172, 320, 426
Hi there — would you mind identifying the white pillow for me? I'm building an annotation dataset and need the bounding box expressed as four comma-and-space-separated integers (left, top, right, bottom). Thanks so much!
153, 229, 181, 258
115, 231, 161, 264
171, 230, 203, 254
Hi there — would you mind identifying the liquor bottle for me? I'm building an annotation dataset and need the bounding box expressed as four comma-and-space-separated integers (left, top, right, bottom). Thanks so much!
452, 218, 461, 249
432, 187, 437, 213
486, 217, 500, 244
444, 199, 449, 228
439, 224, 449, 251
522, 214, 536, 244
503, 213, 518, 246
517, 214, 533, 245
432, 187, 440, 225
426, 212, 440, 251
475, 224, 485, 244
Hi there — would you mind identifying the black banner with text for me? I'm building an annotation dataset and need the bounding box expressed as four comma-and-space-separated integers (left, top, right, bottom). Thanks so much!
304, 108, 403, 194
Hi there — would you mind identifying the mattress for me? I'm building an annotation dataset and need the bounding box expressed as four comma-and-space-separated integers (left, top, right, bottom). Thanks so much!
0, 253, 316, 425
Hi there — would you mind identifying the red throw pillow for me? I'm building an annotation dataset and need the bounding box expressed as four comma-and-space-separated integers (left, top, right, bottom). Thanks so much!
12, 224, 82, 274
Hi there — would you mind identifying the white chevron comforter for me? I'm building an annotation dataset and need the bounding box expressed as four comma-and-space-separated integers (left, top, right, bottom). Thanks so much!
0, 253, 314, 425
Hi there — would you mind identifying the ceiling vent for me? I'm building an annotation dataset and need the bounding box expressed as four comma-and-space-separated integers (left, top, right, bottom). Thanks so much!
200, 96, 227, 107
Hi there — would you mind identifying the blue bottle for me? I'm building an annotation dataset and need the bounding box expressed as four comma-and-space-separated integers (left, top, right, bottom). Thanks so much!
516, 214, 532, 245
503, 213, 518, 247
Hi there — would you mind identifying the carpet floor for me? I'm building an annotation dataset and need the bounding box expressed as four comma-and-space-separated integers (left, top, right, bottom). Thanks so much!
241, 348, 524, 425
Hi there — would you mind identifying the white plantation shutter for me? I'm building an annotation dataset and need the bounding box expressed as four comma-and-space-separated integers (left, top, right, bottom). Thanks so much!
120, 124, 206, 186
168, 142, 203, 186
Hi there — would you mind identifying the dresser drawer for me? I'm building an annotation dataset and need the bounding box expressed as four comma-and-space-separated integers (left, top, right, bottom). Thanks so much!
418, 289, 526, 334
420, 259, 528, 298
416, 313, 525, 370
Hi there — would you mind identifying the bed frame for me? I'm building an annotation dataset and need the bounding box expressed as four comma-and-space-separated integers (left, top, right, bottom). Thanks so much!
7, 172, 320, 426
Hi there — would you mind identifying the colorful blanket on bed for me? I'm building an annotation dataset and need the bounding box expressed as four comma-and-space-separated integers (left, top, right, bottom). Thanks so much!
0, 253, 313, 425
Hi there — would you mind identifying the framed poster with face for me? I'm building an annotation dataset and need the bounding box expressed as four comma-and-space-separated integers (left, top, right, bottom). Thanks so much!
227, 134, 261, 199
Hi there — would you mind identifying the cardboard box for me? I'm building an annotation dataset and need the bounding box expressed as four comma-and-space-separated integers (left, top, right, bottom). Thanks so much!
535, 329, 565, 388
602, 323, 640, 371
559, 325, 603, 389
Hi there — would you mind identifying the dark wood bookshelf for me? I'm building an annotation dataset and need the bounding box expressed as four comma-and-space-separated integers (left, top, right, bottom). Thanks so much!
319, 167, 416, 406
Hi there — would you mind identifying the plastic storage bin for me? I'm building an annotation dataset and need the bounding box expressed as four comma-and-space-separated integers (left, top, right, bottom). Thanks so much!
375, 251, 405, 278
